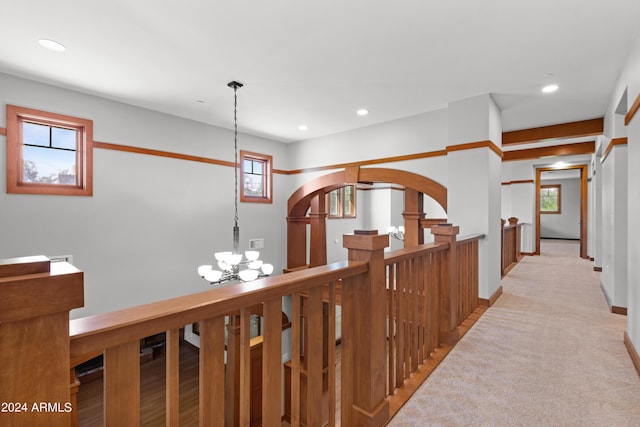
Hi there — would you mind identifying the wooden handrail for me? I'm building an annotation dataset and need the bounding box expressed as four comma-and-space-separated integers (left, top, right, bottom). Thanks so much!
384, 242, 449, 265
70, 260, 367, 360
457, 233, 485, 244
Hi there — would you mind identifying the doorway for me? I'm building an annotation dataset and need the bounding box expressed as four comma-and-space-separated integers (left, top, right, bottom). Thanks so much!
535, 164, 588, 258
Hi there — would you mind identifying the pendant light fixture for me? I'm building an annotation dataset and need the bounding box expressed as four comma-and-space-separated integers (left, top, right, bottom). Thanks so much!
197, 81, 273, 284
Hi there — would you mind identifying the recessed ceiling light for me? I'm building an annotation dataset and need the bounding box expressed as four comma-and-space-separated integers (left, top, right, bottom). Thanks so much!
357, 108, 369, 116
38, 39, 65, 52
542, 84, 559, 93
298, 125, 308, 131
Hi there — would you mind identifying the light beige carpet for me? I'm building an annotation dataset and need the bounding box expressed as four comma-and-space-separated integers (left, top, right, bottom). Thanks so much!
388, 239, 640, 426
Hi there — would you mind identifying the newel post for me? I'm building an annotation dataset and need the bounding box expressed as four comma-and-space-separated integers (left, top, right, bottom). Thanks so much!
341, 230, 390, 427
0, 256, 84, 427
430, 224, 460, 345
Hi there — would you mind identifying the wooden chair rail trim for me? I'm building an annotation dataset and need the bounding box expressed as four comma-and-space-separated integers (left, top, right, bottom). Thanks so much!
456, 234, 485, 244
383, 242, 449, 265
625, 93, 640, 126
601, 137, 628, 164
69, 260, 367, 359
502, 179, 535, 185
446, 140, 503, 158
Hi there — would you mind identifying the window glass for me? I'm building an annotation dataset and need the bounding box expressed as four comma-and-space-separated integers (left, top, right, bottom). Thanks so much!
239, 150, 272, 203
540, 185, 560, 213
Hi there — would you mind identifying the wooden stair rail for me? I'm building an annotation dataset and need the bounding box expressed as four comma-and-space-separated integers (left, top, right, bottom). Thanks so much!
69, 260, 367, 426
501, 217, 522, 276
2, 226, 484, 426
383, 227, 484, 417
0, 256, 84, 427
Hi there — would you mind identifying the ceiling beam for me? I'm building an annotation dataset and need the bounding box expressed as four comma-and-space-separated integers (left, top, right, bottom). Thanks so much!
502, 118, 603, 146
503, 141, 595, 162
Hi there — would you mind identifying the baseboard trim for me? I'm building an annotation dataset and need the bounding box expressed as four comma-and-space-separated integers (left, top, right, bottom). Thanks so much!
594, 266, 603, 272
612, 306, 628, 316
478, 286, 503, 307
624, 332, 640, 378
521, 252, 535, 256
589, 257, 594, 262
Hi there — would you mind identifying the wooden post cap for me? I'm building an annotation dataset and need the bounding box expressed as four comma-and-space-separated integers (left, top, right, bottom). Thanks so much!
429, 224, 460, 236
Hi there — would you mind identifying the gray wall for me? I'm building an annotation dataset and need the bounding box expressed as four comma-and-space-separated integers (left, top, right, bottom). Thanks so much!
0, 73, 289, 319
540, 177, 580, 239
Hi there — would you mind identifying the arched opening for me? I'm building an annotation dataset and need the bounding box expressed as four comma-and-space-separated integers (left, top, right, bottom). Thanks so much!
286, 166, 448, 269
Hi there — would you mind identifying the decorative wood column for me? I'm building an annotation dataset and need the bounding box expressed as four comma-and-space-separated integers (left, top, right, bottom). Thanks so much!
341, 231, 390, 427
287, 216, 309, 269
0, 256, 84, 427
430, 224, 460, 345
403, 188, 425, 247
309, 191, 328, 267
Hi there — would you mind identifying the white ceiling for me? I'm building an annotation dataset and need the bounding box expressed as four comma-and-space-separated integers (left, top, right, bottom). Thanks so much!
2, 1, 640, 143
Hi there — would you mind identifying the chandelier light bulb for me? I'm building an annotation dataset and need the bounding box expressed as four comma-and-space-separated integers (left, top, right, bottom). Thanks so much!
198, 265, 213, 277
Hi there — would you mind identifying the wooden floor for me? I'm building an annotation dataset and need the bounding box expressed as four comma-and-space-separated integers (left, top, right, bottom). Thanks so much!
77, 342, 200, 426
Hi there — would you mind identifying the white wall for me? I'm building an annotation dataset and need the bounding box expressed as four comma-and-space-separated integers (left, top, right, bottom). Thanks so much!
601, 146, 628, 308
604, 35, 640, 355
0, 73, 289, 319
539, 177, 581, 239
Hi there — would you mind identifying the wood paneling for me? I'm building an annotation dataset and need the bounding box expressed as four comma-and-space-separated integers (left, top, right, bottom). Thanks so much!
502, 118, 603, 145
625, 93, 640, 125
503, 141, 595, 162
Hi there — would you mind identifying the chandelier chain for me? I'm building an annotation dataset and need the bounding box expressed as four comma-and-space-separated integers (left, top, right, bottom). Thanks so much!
233, 84, 239, 227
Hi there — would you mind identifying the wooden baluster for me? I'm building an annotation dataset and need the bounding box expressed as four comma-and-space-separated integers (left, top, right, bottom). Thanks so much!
387, 263, 396, 395
306, 285, 324, 425
199, 317, 225, 427
419, 254, 428, 363
225, 315, 241, 426
262, 298, 282, 427
342, 231, 390, 426
430, 252, 440, 353
411, 257, 419, 372
70, 368, 80, 427
104, 340, 140, 426
166, 328, 180, 427
328, 282, 337, 427
239, 308, 251, 427
394, 261, 404, 389
291, 293, 302, 427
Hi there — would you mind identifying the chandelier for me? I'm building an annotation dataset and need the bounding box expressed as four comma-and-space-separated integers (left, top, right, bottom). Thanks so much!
197, 81, 274, 284
387, 225, 405, 241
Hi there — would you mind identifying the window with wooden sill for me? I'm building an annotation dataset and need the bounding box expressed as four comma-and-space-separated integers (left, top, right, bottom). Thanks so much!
5, 105, 93, 196
240, 150, 272, 203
